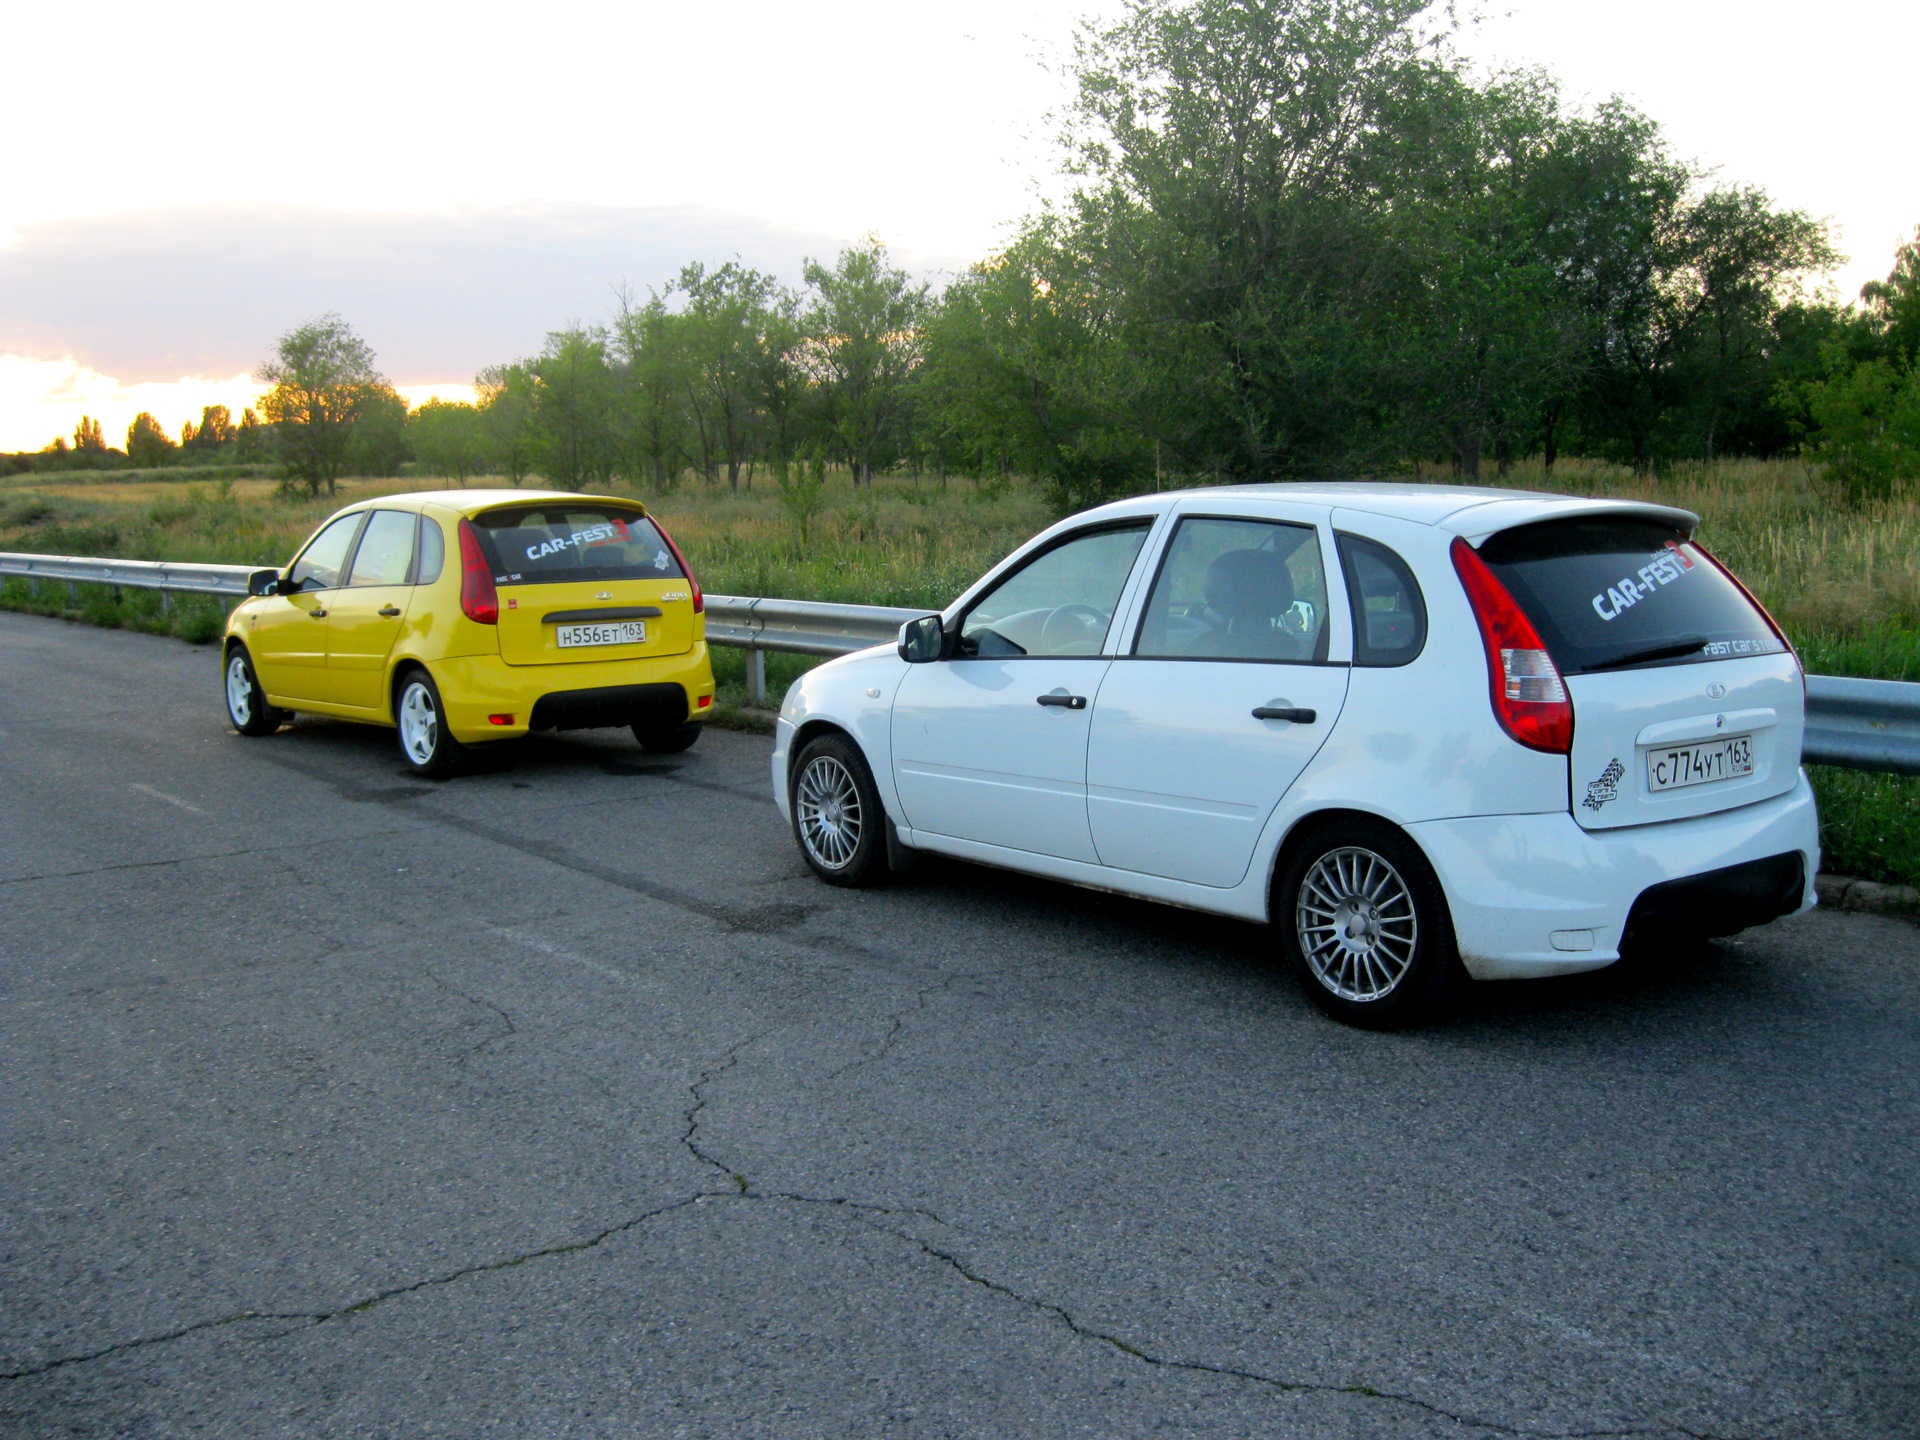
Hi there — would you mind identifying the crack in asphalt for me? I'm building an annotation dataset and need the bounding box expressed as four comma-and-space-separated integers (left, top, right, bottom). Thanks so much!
422, 967, 518, 1061
0, 736, 1773, 1436
0, 1196, 714, 1385
674, 1022, 1742, 1440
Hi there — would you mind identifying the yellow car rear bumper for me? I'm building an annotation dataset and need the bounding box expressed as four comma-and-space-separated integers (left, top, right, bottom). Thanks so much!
429, 643, 714, 743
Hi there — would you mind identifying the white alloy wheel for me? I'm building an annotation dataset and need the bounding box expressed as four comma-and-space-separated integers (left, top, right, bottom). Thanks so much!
226, 653, 254, 726
796, 752, 863, 871
1295, 845, 1419, 1003
399, 679, 440, 767
224, 646, 280, 737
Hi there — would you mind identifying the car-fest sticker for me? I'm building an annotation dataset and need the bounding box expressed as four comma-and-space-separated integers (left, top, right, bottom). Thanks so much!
1590, 541, 1696, 622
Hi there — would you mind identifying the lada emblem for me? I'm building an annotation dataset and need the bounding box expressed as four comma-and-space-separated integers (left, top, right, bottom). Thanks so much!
1706, 681, 1727, 699
595, 591, 612, 600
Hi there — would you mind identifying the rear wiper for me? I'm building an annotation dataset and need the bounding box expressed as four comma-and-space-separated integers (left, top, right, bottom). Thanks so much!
1582, 635, 1709, 673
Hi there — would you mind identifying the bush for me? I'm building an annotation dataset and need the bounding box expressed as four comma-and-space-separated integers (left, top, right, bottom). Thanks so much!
1803, 359, 1920, 502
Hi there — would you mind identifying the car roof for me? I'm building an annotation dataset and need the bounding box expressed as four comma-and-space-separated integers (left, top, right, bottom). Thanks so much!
1076, 481, 1700, 539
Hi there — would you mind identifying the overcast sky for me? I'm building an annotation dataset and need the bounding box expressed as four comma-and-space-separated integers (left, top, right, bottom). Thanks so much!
2, 0, 1913, 451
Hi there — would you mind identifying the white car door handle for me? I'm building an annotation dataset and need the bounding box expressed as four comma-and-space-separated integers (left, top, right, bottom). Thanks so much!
1252, 706, 1315, 723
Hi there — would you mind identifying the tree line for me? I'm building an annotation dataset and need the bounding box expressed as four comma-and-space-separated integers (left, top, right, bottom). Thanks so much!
9, 0, 1917, 506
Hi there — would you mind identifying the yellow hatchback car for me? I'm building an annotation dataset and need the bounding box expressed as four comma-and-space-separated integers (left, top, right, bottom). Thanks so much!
222, 490, 715, 774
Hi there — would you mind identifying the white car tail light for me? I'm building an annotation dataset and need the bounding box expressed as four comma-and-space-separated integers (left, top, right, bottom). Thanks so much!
1451, 536, 1573, 754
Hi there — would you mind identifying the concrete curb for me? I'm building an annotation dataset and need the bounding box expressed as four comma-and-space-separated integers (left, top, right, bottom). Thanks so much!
1817, 873, 1920, 917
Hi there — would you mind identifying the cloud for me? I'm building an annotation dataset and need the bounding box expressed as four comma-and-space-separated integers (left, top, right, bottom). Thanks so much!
0, 203, 964, 385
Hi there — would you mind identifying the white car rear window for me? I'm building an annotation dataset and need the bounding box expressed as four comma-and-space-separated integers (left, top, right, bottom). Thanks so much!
1478, 518, 1783, 674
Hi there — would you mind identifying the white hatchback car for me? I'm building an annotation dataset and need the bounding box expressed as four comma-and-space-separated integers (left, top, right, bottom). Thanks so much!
772, 484, 1819, 1025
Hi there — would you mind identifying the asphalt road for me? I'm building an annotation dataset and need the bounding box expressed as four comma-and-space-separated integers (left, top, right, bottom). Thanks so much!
1, 610, 1915, 1440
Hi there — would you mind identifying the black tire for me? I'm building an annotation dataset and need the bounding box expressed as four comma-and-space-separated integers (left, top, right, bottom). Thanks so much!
223, 644, 285, 737
789, 732, 889, 887
1274, 816, 1461, 1028
394, 668, 463, 778
634, 720, 703, 754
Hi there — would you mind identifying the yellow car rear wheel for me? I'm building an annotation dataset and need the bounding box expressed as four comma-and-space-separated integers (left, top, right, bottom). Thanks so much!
395, 668, 463, 777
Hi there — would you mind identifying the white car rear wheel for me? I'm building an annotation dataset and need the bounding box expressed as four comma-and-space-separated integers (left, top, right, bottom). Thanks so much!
1278, 818, 1458, 1028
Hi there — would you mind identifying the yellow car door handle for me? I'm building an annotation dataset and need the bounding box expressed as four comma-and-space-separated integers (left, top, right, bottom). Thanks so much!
378, 605, 402, 617
308, 607, 327, 618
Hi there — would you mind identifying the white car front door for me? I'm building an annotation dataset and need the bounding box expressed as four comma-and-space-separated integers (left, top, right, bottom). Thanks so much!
1086, 513, 1350, 889
891, 523, 1154, 864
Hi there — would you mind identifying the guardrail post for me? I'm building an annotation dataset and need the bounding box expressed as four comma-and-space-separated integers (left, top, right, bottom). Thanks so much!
26, 578, 38, 597
67, 581, 78, 605
160, 590, 173, 614
746, 647, 767, 706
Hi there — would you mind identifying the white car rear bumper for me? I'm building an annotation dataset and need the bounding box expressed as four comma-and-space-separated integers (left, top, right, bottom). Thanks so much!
1408, 771, 1820, 981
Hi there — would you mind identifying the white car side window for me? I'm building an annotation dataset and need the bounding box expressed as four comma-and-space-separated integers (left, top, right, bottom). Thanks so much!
959, 525, 1150, 658
1134, 517, 1329, 662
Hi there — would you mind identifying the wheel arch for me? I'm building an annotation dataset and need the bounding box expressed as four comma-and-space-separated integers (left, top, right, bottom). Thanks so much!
1264, 806, 1447, 923
387, 656, 432, 724
788, 717, 858, 785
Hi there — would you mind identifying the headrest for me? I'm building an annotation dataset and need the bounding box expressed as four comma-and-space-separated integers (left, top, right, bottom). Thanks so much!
1203, 548, 1295, 623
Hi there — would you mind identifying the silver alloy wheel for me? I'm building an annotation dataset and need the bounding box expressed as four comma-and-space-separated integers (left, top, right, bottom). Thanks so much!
796, 753, 862, 870
1296, 845, 1419, 1002
398, 680, 439, 766
226, 654, 253, 726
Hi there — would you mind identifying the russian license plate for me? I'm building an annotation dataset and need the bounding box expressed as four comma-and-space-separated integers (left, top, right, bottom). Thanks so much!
1646, 734, 1754, 792
556, 620, 646, 649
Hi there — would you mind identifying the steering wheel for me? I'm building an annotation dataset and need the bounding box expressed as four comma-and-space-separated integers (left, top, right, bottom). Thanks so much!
1040, 603, 1109, 653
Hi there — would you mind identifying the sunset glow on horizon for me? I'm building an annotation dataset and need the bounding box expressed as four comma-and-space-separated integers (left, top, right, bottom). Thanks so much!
0, 357, 479, 455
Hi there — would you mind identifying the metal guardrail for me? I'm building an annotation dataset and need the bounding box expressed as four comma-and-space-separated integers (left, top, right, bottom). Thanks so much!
4, 549, 1917, 774
0, 551, 256, 605
704, 594, 927, 702
1805, 676, 1920, 776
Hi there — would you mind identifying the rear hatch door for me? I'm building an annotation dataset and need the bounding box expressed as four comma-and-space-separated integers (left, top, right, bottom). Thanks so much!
1476, 516, 1803, 830
470, 502, 696, 665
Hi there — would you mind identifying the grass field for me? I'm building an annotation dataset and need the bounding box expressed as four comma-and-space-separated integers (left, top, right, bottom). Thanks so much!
3, 459, 1914, 889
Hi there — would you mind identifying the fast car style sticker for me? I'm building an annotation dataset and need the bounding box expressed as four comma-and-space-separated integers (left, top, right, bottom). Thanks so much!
1590, 541, 1696, 622
1582, 758, 1625, 812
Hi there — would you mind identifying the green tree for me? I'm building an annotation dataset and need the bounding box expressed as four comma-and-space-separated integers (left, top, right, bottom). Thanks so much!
1803, 357, 1920, 501
612, 291, 695, 491
73, 416, 107, 453
184, 405, 236, 455
1860, 227, 1920, 366
257, 313, 388, 496
235, 407, 265, 458
672, 260, 788, 490
476, 364, 535, 485
126, 412, 177, 468
346, 384, 412, 477
526, 327, 620, 489
917, 228, 1154, 509
802, 239, 928, 486
409, 400, 490, 485
1798, 229, 1920, 501
1053, 0, 1452, 484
